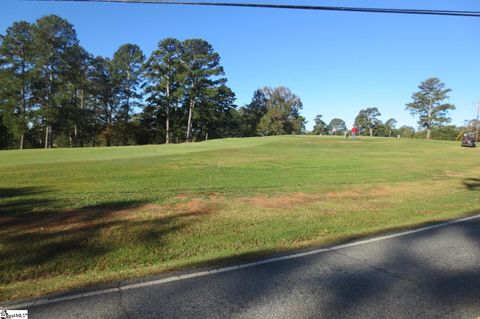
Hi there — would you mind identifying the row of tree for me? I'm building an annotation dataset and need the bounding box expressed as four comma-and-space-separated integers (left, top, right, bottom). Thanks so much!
0, 15, 474, 149
0, 15, 230, 148
312, 77, 471, 140
312, 111, 398, 137
0, 15, 306, 149
313, 113, 476, 141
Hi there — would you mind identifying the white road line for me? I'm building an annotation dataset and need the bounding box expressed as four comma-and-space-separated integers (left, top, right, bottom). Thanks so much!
4, 213, 480, 309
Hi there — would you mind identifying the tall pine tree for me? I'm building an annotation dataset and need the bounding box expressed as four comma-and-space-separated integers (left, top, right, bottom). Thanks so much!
111, 44, 145, 145
144, 38, 183, 144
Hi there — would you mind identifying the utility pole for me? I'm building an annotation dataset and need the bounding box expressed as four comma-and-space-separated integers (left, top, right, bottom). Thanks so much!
475, 101, 480, 142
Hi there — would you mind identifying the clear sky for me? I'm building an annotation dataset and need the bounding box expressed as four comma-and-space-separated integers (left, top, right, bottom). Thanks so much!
1, 0, 479, 130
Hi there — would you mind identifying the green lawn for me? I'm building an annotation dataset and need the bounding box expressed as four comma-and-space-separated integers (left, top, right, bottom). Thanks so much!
1, 136, 479, 301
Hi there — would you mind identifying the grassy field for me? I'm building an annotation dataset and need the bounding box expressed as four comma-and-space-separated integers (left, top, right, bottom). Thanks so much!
1, 136, 479, 301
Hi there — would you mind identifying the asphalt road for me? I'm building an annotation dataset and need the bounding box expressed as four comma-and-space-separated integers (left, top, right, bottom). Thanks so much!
18, 216, 480, 318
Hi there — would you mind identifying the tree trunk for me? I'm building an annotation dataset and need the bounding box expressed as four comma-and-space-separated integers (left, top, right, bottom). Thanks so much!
20, 72, 26, 150
74, 124, 78, 147
49, 127, 53, 148
124, 102, 129, 146
123, 72, 131, 146
166, 106, 170, 144
44, 125, 49, 149
20, 133, 24, 150
80, 88, 85, 147
186, 99, 195, 142
369, 127, 373, 137
426, 98, 432, 140
45, 64, 53, 149
166, 80, 170, 144
106, 124, 111, 147
106, 105, 112, 147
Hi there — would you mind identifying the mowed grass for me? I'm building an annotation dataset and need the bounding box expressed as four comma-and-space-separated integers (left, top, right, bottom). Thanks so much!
1, 135, 479, 301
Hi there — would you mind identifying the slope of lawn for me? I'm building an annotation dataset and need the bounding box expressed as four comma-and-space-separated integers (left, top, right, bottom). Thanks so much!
1, 135, 479, 301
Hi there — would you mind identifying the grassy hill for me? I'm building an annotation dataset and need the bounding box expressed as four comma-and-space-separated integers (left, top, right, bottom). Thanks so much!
1, 136, 479, 301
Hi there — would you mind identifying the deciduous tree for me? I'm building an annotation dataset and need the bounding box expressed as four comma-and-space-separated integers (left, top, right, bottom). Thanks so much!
385, 118, 398, 137
327, 118, 346, 135
256, 86, 305, 136
398, 125, 415, 138
354, 107, 381, 137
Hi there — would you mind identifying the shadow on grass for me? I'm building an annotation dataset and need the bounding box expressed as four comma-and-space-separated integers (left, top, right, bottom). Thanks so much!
463, 178, 480, 191
0, 187, 49, 199
0, 187, 53, 223
0, 187, 213, 296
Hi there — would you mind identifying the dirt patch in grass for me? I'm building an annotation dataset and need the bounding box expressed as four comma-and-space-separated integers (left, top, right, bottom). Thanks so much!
242, 186, 403, 209
149, 181, 457, 216
244, 192, 318, 208
324, 190, 361, 198
230, 182, 452, 212
170, 198, 217, 214
174, 193, 189, 199
444, 171, 465, 177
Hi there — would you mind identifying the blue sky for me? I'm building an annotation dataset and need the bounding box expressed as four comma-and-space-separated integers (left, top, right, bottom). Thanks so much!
1, 0, 479, 130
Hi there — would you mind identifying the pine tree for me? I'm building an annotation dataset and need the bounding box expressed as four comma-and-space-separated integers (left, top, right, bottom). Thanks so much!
0, 21, 35, 149
406, 78, 455, 140
180, 39, 225, 142
33, 15, 79, 148
144, 38, 183, 144
111, 44, 145, 145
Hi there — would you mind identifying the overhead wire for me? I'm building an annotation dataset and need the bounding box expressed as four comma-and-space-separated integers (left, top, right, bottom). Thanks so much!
27, 0, 480, 18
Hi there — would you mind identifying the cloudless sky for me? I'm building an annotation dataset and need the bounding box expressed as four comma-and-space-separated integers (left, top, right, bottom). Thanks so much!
1, 0, 479, 130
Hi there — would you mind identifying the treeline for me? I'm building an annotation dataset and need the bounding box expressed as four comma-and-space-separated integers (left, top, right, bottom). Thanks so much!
312, 78, 478, 141
313, 108, 477, 141
312, 110, 400, 137
312, 108, 477, 141
0, 16, 475, 150
0, 15, 306, 149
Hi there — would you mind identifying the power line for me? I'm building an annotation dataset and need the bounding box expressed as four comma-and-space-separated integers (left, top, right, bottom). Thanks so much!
28, 0, 480, 18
